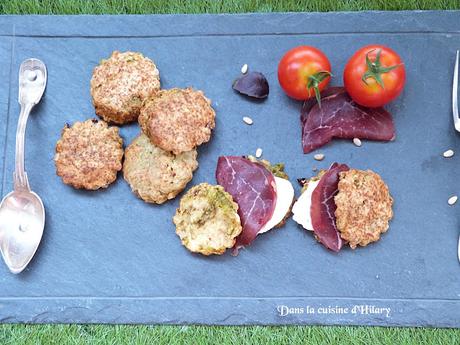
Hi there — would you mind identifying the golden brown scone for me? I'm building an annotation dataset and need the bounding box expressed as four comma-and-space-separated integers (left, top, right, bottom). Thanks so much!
90, 51, 160, 124
139, 88, 216, 154
123, 133, 198, 204
55, 119, 123, 190
334, 169, 393, 249
173, 183, 242, 255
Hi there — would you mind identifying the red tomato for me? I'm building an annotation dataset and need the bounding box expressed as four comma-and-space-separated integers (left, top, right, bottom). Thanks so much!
278, 46, 331, 102
344, 45, 405, 108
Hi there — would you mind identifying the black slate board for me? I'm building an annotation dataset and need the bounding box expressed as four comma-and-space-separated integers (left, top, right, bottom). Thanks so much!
0, 11, 460, 327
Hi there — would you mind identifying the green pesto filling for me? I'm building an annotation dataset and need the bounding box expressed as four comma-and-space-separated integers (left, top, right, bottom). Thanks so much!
205, 185, 236, 215
247, 155, 289, 180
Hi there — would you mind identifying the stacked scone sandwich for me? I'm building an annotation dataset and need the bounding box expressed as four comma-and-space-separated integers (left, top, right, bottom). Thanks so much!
292, 163, 393, 251
174, 156, 295, 256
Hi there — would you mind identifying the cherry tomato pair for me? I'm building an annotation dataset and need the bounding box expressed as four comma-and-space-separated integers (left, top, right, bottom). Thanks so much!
277, 45, 405, 108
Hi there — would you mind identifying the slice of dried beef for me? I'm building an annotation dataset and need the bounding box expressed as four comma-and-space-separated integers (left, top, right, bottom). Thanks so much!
216, 156, 276, 251
310, 162, 349, 252
301, 87, 395, 153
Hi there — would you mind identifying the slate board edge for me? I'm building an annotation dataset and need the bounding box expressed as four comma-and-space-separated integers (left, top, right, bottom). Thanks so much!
2, 297, 460, 327
0, 11, 459, 37
0, 38, 12, 197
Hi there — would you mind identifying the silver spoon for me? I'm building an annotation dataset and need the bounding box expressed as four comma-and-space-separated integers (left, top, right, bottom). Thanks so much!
0, 59, 47, 274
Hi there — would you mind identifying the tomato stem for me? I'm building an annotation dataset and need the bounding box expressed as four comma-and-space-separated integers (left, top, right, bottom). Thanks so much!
362, 49, 402, 89
307, 71, 332, 108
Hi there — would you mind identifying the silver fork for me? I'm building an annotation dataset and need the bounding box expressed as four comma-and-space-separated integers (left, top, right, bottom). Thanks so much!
453, 51, 460, 132
453, 50, 460, 262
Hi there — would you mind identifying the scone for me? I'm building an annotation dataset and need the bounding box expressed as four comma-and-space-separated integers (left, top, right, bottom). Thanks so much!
90, 51, 160, 124
55, 119, 123, 190
173, 183, 242, 255
123, 133, 198, 204
139, 88, 215, 154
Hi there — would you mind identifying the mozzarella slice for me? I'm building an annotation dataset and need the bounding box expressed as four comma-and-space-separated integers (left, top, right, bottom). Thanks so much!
258, 176, 294, 234
292, 180, 319, 231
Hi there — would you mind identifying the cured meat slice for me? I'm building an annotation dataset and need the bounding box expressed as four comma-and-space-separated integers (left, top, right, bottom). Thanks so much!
216, 156, 277, 249
301, 87, 344, 119
310, 162, 349, 252
301, 87, 395, 153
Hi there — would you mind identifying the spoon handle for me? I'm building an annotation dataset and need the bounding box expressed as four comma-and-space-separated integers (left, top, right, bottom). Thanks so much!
14, 102, 33, 191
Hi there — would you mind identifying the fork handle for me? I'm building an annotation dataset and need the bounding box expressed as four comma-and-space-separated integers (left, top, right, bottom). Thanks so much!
14, 102, 33, 191
458, 235, 460, 263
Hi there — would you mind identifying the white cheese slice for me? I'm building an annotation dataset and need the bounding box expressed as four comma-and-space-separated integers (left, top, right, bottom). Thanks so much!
258, 176, 294, 234
292, 179, 319, 231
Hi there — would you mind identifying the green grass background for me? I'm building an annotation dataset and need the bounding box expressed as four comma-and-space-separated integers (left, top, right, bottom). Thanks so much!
1, 0, 460, 344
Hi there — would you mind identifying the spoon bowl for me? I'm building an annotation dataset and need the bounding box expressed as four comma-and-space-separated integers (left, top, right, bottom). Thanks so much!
0, 189, 45, 273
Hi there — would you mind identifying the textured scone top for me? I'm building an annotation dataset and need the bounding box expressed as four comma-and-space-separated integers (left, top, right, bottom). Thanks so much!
123, 133, 198, 204
139, 88, 216, 154
54, 119, 124, 190
90, 51, 161, 124
334, 169, 393, 249
173, 183, 242, 255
